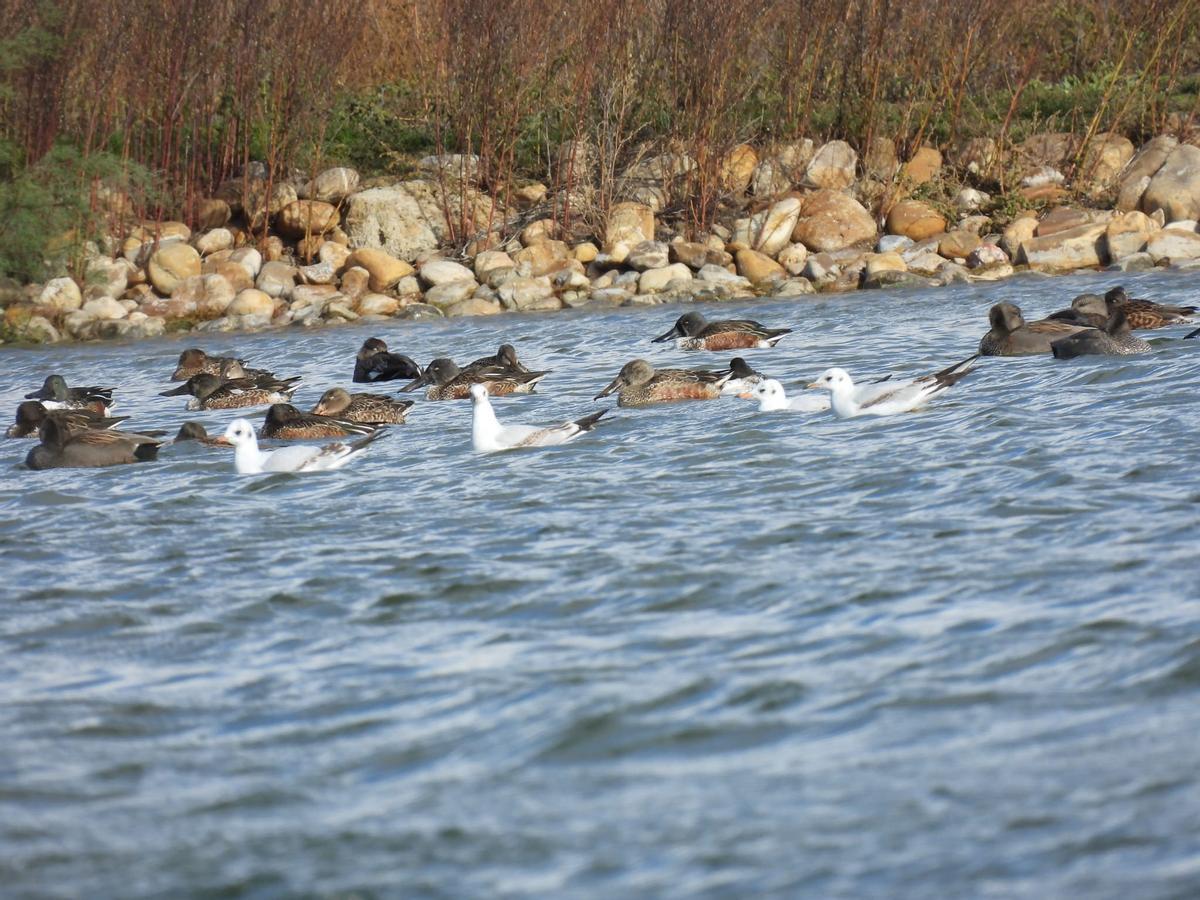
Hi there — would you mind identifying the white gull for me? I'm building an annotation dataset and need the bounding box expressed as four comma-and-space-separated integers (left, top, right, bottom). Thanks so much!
223, 418, 385, 473
807, 355, 978, 418
470, 383, 606, 452
750, 379, 832, 412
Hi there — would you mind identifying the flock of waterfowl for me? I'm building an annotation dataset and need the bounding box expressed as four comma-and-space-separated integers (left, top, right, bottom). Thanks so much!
8, 283, 1197, 473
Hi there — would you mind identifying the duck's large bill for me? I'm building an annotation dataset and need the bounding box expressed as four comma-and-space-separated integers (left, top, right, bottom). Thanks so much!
594, 376, 622, 400
158, 383, 192, 396
650, 324, 683, 343
398, 372, 431, 393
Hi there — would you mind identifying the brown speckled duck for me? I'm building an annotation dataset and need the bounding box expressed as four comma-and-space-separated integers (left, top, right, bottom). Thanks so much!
401, 357, 548, 400
259, 403, 378, 440
593, 359, 732, 407
651, 311, 792, 350
311, 389, 413, 425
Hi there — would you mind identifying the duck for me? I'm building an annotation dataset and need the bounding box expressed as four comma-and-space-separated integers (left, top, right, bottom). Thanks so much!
223, 418, 386, 474
7, 401, 127, 438
173, 422, 231, 446
807, 355, 977, 418
24, 375, 115, 413
720, 357, 765, 396
463, 343, 531, 373
1050, 308, 1152, 358
259, 403, 378, 440
311, 388, 413, 424
159, 373, 300, 410
749, 379, 832, 412
24, 417, 163, 469
353, 337, 422, 383
401, 357, 548, 400
171, 347, 269, 381
1044, 293, 1109, 328
593, 359, 732, 407
469, 384, 606, 452
978, 302, 1090, 356
1104, 285, 1197, 329
651, 311, 792, 350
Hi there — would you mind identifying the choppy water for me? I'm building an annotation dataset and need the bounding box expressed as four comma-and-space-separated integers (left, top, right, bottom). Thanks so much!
2, 270, 1199, 898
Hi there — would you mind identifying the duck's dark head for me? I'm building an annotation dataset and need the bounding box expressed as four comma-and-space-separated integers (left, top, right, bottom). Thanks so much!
313, 388, 351, 416
26, 374, 68, 401
359, 337, 388, 357
264, 403, 301, 427
989, 302, 1023, 334
652, 311, 705, 342
595, 359, 654, 399
497, 344, 520, 367
10, 401, 48, 436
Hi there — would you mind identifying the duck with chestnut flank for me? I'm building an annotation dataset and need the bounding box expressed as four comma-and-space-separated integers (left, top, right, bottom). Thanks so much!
652, 311, 792, 350
594, 359, 731, 407
25, 375, 114, 413
171, 348, 270, 381
462, 343, 531, 373
401, 357, 548, 400
259, 403, 378, 440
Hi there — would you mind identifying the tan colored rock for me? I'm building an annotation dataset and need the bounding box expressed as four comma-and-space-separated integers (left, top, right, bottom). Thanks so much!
957, 137, 1000, 177
356, 293, 400, 316
228, 288, 275, 318
196, 198, 231, 230
512, 183, 548, 208
203, 259, 254, 293
498, 275, 559, 311
229, 247, 263, 280
938, 230, 981, 259
474, 250, 516, 279
639, 263, 693, 293
1017, 222, 1108, 271
901, 147, 942, 185
863, 137, 898, 180
1036, 207, 1092, 237
277, 200, 339, 239
804, 140, 857, 190
573, 242, 598, 263
864, 252, 907, 277
171, 273, 236, 317
246, 182, 298, 232
606, 201, 655, 246
419, 258, 475, 286
81, 297, 127, 320
1141, 144, 1200, 222
514, 240, 570, 276
748, 196, 803, 257
1146, 227, 1200, 263
445, 296, 503, 317
194, 228, 233, 256
777, 243, 809, 276
793, 190, 876, 251
318, 241, 352, 271
521, 218, 560, 246
1081, 133, 1135, 193
261, 235, 285, 262
1117, 135, 1178, 210
426, 280, 478, 308
735, 248, 785, 284
339, 267, 370, 299
1001, 216, 1039, 259
885, 200, 946, 241
255, 260, 296, 298
720, 143, 758, 193
301, 167, 360, 203
38, 276, 83, 312
148, 243, 201, 295
84, 258, 128, 299
1104, 211, 1157, 261
345, 248, 414, 293
751, 157, 791, 197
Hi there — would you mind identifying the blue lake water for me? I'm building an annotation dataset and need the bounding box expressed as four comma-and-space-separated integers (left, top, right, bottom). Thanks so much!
2, 269, 1199, 898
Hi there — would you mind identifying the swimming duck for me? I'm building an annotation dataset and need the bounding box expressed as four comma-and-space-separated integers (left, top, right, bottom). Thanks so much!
223, 418, 386, 474
749, 379, 832, 412
720, 357, 765, 396
311, 388, 413, 424
1104, 286, 1196, 329
401, 357, 548, 400
651, 311, 792, 350
979, 302, 1090, 356
469, 383, 606, 452
159, 372, 300, 410
24, 375, 115, 413
807, 355, 977, 418
353, 337, 422, 383
259, 403, 378, 440
593, 359, 732, 407
1044, 293, 1109, 328
1050, 308, 1152, 358
173, 422, 232, 446
7, 401, 127, 438
25, 417, 162, 469
171, 348, 269, 381
463, 343, 531, 373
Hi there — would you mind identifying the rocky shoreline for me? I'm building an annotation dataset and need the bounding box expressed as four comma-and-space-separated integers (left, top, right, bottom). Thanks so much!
4, 133, 1200, 347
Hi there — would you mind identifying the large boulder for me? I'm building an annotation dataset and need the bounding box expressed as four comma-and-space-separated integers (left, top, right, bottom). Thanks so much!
605, 201, 655, 246
345, 248, 414, 292
900, 147, 942, 185
720, 143, 758, 193
1104, 211, 1157, 261
1145, 227, 1200, 263
792, 191, 875, 252
1080, 133, 1134, 194
301, 167, 360, 203
803, 140, 857, 190
170, 273, 237, 318
276, 200, 340, 239
746, 196, 803, 257
1016, 222, 1107, 271
228, 289, 275, 318
1140, 144, 1200, 222
885, 200, 946, 241
38, 276, 82, 312
148, 243, 201, 295
1116, 135, 1178, 210
735, 248, 785, 284
419, 258, 475, 287
342, 181, 498, 262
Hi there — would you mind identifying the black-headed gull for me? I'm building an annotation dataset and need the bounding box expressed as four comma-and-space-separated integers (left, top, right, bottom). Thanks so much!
749, 379, 831, 412
807, 355, 977, 418
470, 384, 605, 451
223, 418, 385, 473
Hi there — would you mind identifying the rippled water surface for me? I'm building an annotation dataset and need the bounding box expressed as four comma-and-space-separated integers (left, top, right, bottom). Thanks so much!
3, 270, 1200, 898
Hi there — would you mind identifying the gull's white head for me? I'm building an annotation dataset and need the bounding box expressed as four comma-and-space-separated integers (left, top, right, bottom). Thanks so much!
223, 418, 256, 447
753, 378, 788, 411
807, 368, 853, 393
469, 383, 489, 403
